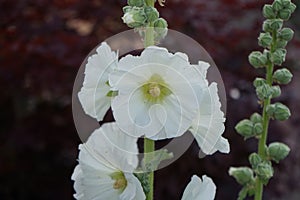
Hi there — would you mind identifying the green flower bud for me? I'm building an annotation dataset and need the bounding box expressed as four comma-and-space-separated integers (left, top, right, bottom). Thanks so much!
271, 85, 281, 98
253, 78, 266, 88
279, 28, 294, 41
127, 0, 144, 7
258, 32, 273, 48
248, 51, 268, 68
263, 19, 283, 32
250, 113, 262, 123
253, 123, 263, 135
267, 142, 290, 163
255, 161, 274, 184
273, 68, 293, 84
229, 167, 254, 185
266, 102, 291, 121
235, 119, 255, 139
272, 0, 283, 11
263, 4, 277, 19
122, 7, 147, 28
154, 18, 168, 29
275, 39, 288, 49
278, 9, 292, 20
271, 48, 286, 66
144, 6, 159, 22
153, 18, 168, 41
249, 153, 262, 169
256, 83, 273, 100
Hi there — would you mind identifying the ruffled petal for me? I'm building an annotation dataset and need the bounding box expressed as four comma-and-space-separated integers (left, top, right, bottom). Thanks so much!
78, 42, 118, 121
85, 122, 139, 172
111, 50, 204, 139
190, 82, 229, 155
181, 175, 216, 200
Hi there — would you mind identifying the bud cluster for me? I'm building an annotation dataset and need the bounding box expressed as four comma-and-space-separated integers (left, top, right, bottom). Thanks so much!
122, 0, 168, 30
231, 0, 296, 199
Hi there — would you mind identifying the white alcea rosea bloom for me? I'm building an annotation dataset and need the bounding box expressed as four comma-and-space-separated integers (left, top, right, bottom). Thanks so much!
109, 46, 205, 140
181, 175, 216, 200
71, 123, 145, 200
78, 42, 118, 121
189, 64, 230, 155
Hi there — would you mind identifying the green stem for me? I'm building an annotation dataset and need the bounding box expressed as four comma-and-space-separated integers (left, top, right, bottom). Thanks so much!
255, 31, 277, 200
144, 138, 155, 200
144, 22, 155, 47
144, 2, 156, 200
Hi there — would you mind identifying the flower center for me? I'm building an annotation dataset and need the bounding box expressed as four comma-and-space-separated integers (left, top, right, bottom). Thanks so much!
148, 83, 161, 97
142, 74, 171, 103
110, 171, 127, 192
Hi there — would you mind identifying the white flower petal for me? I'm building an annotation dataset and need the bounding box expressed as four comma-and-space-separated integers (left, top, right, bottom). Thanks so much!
181, 175, 216, 200
120, 173, 146, 200
85, 122, 139, 172
78, 42, 118, 121
71, 123, 144, 200
110, 48, 203, 139
190, 82, 229, 155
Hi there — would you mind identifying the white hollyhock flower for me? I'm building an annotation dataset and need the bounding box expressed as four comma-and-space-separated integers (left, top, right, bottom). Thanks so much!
109, 46, 206, 140
181, 175, 216, 200
189, 63, 230, 155
78, 42, 118, 121
71, 123, 145, 200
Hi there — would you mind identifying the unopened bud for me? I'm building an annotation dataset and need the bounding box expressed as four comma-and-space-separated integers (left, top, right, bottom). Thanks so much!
253, 78, 266, 88
273, 68, 293, 84
144, 6, 159, 22
258, 32, 273, 48
263, 19, 283, 32
255, 161, 274, 183
253, 123, 263, 135
249, 153, 262, 169
263, 4, 276, 19
271, 85, 281, 98
235, 119, 255, 139
250, 113, 262, 123
249, 51, 268, 68
278, 9, 292, 20
256, 83, 273, 100
122, 7, 147, 28
279, 28, 294, 41
267, 142, 290, 163
229, 167, 254, 185
271, 48, 286, 66
266, 102, 291, 121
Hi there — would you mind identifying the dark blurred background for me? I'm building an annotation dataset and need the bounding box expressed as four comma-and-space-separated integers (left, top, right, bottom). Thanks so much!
1, 0, 300, 199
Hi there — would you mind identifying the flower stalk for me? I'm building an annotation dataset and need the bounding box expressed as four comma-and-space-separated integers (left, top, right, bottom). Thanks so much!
144, 1, 156, 200
230, 1, 296, 199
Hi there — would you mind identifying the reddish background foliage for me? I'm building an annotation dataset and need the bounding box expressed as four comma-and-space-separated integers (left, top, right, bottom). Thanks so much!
1, 0, 300, 199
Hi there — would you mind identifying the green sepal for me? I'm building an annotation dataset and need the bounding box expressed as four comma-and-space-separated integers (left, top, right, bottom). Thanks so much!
106, 90, 119, 97
271, 85, 281, 98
